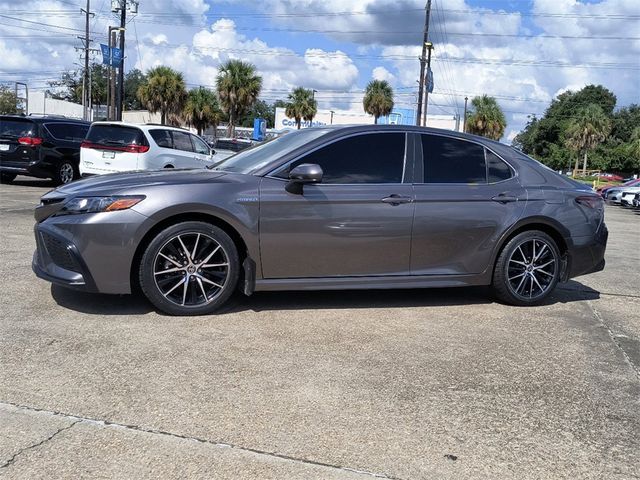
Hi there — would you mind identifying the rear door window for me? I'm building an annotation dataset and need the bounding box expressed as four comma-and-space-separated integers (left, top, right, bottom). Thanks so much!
0, 119, 37, 139
45, 123, 89, 142
171, 131, 194, 152
149, 129, 173, 148
86, 124, 146, 147
421, 134, 486, 184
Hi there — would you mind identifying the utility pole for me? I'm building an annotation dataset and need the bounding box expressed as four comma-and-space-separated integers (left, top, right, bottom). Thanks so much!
416, 0, 432, 126
422, 42, 434, 127
116, 1, 127, 121
463, 96, 469, 132
77, 0, 94, 120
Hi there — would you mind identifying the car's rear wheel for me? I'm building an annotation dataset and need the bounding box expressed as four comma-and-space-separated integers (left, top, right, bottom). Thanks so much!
54, 161, 77, 185
493, 230, 561, 306
139, 222, 239, 315
0, 172, 17, 184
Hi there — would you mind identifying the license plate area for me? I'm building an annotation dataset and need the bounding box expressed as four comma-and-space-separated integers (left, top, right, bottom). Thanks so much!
0, 144, 10, 151
102, 151, 115, 159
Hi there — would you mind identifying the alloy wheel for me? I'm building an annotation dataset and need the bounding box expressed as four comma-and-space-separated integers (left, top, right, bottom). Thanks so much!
506, 238, 558, 300
153, 232, 230, 307
59, 163, 75, 184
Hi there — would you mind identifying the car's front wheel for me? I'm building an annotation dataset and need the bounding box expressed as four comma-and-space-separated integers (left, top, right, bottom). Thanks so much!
492, 230, 561, 306
139, 222, 239, 315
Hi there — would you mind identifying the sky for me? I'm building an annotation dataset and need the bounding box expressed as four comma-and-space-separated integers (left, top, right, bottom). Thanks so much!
1, 0, 639, 141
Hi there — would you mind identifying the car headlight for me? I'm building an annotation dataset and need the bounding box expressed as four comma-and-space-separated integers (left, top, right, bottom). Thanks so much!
56, 195, 145, 215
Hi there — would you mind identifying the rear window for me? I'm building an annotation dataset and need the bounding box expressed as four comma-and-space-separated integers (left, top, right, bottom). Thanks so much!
45, 123, 89, 142
86, 124, 146, 147
0, 119, 37, 138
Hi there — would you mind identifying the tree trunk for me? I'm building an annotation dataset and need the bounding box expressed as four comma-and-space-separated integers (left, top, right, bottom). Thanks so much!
296, 118, 301, 129
227, 109, 235, 138
374, 115, 378, 125
582, 150, 588, 175
574, 153, 580, 177
161, 110, 166, 125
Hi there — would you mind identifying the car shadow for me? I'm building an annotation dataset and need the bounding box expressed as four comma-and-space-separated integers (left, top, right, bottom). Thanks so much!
51, 280, 601, 317
4, 177, 54, 188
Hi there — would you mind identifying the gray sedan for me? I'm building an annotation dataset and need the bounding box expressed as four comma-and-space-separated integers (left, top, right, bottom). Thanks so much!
33, 125, 607, 315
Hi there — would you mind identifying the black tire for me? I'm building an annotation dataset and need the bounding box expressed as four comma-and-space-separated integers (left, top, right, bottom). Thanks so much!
492, 230, 561, 306
139, 222, 239, 316
53, 160, 77, 186
0, 172, 17, 184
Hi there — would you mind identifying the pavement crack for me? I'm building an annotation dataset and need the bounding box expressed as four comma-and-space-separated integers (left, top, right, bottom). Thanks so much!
0, 418, 79, 470
586, 299, 640, 381
0, 401, 403, 479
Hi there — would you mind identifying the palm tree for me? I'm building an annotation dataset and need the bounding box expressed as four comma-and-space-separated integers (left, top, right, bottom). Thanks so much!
628, 127, 640, 170
465, 95, 507, 140
183, 87, 224, 136
285, 87, 318, 129
216, 60, 262, 137
137, 66, 187, 125
363, 80, 394, 124
565, 104, 611, 175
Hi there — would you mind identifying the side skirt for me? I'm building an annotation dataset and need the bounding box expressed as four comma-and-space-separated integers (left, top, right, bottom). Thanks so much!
254, 273, 491, 292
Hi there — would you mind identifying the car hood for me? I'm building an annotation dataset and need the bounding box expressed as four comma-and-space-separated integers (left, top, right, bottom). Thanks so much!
36, 169, 229, 222
45, 169, 228, 199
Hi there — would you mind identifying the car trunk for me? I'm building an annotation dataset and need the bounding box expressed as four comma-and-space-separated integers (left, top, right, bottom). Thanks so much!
0, 118, 40, 169
81, 124, 148, 174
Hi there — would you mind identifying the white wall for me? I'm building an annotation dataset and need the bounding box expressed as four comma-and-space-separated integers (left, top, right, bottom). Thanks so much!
28, 92, 84, 119
275, 107, 375, 129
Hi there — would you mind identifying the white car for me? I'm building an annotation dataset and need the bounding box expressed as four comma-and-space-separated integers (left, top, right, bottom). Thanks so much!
80, 122, 215, 176
620, 191, 638, 207
606, 186, 640, 204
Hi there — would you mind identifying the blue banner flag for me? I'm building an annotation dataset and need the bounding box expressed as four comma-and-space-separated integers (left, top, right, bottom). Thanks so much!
100, 44, 111, 65
426, 67, 434, 93
111, 47, 123, 66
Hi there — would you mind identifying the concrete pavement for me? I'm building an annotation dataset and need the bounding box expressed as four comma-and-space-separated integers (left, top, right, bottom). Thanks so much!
0, 177, 638, 479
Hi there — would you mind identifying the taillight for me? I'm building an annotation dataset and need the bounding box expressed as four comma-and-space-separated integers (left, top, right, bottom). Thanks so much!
576, 195, 603, 209
18, 137, 43, 146
81, 141, 149, 153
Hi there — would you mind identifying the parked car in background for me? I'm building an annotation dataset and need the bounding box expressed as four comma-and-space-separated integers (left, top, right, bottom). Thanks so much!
620, 191, 637, 207
632, 193, 640, 209
0, 115, 90, 185
598, 173, 624, 182
606, 186, 640, 204
597, 178, 640, 197
33, 125, 608, 315
212, 137, 253, 152
80, 122, 215, 176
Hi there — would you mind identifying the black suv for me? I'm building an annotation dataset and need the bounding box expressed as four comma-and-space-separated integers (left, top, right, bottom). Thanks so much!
0, 115, 90, 185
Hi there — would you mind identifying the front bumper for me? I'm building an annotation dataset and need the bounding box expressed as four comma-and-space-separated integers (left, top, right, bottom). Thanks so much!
566, 222, 608, 279
32, 224, 98, 292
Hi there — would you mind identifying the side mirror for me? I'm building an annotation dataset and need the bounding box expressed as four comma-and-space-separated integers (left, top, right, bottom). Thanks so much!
210, 148, 216, 156
286, 164, 323, 194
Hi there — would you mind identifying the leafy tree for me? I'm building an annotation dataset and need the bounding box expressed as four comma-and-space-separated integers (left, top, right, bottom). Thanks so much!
137, 66, 187, 125
465, 95, 507, 140
183, 87, 223, 135
284, 87, 318, 129
124, 69, 147, 110
363, 79, 394, 124
239, 99, 276, 128
0, 85, 17, 114
565, 104, 612, 175
47, 64, 108, 109
628, 127, 640, 170
216, 60, 262, 137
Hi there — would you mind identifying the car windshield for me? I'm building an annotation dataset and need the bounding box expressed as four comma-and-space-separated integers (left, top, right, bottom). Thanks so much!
212, 128, 332, 174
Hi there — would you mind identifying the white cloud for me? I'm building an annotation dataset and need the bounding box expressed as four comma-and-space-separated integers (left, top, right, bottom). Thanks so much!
372, 66, 395, 83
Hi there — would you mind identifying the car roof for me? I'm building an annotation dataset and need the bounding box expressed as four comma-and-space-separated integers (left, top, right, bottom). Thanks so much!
0, 114, 89, 125
90, 121, 192, 132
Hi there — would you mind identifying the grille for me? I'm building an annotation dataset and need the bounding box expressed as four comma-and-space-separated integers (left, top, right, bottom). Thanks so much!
41, 232, 80, 272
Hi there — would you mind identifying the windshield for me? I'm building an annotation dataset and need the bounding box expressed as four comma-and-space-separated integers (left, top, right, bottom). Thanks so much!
213, 128, 332, 174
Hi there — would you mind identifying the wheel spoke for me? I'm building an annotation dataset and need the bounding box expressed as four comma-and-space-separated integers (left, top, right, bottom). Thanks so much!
181, 279, 189, 305
509, 272, 525, 281
164, 277, 186, 297
196, 277, 208, 300
159, 252, 181, 268
191, 234, 200, 260
533, 244, 547, 262
536, 259, 555, 270
515, 275, 527, 294
177, 235, 192, 262
197, 275, 223, 289
155, 266, 182, 275
199, 245, 221, 265
517, 246, 527, 262
537, 269, 554, 278
200, 262, 228, 269
531, 273, 544, 294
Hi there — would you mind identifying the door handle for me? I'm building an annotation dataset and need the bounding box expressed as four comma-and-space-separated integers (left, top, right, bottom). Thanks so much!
381, 194, 412, 205
492, 193, 518, 203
